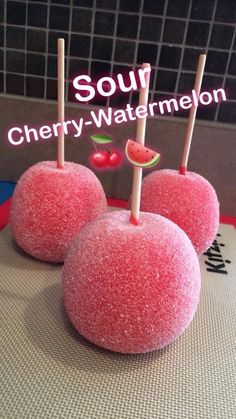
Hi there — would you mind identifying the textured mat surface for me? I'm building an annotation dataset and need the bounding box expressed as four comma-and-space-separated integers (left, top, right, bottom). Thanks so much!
1, 222, 236, 419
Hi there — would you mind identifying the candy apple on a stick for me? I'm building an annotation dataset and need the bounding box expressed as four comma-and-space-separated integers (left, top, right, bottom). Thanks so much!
140, 55, 219, 256
62, 63, 201, 353
10, 39, 107, 262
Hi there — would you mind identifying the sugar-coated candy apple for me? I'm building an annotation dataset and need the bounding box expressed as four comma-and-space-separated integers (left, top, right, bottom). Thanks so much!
62, 210, 201, 354
140, 169, 219, 256
10, 161, 107, 262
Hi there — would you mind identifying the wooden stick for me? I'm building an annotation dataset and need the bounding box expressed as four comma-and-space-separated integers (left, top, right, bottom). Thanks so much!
57, 38, 65, 169
179, 54, 206, 175
130, 63, 151, 225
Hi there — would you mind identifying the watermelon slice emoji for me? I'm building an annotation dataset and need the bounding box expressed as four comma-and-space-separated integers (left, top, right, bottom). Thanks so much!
125, 139, 160, 168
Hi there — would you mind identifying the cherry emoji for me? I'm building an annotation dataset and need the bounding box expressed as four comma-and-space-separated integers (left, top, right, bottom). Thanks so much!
91, 150, 109, 168
108, 150, 122, 167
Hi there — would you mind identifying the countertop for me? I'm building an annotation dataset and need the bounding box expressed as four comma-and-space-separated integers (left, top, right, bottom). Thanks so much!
0, 94, 235, 216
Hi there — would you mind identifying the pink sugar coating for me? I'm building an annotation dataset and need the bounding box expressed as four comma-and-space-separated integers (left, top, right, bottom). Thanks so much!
10, 161, 107, 262
62, 210, 201, 354
140, 169, 219, 256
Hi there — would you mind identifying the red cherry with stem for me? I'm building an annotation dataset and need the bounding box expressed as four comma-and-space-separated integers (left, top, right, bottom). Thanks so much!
109, 150, 122, 167
91, 150, 110, 168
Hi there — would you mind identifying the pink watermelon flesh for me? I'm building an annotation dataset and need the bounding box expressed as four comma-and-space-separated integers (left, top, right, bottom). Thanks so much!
126, 140, 159, 166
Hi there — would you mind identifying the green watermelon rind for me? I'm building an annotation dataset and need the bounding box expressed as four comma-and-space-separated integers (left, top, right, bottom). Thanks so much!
145, 154, 161, 168
125, 140, 160, 168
